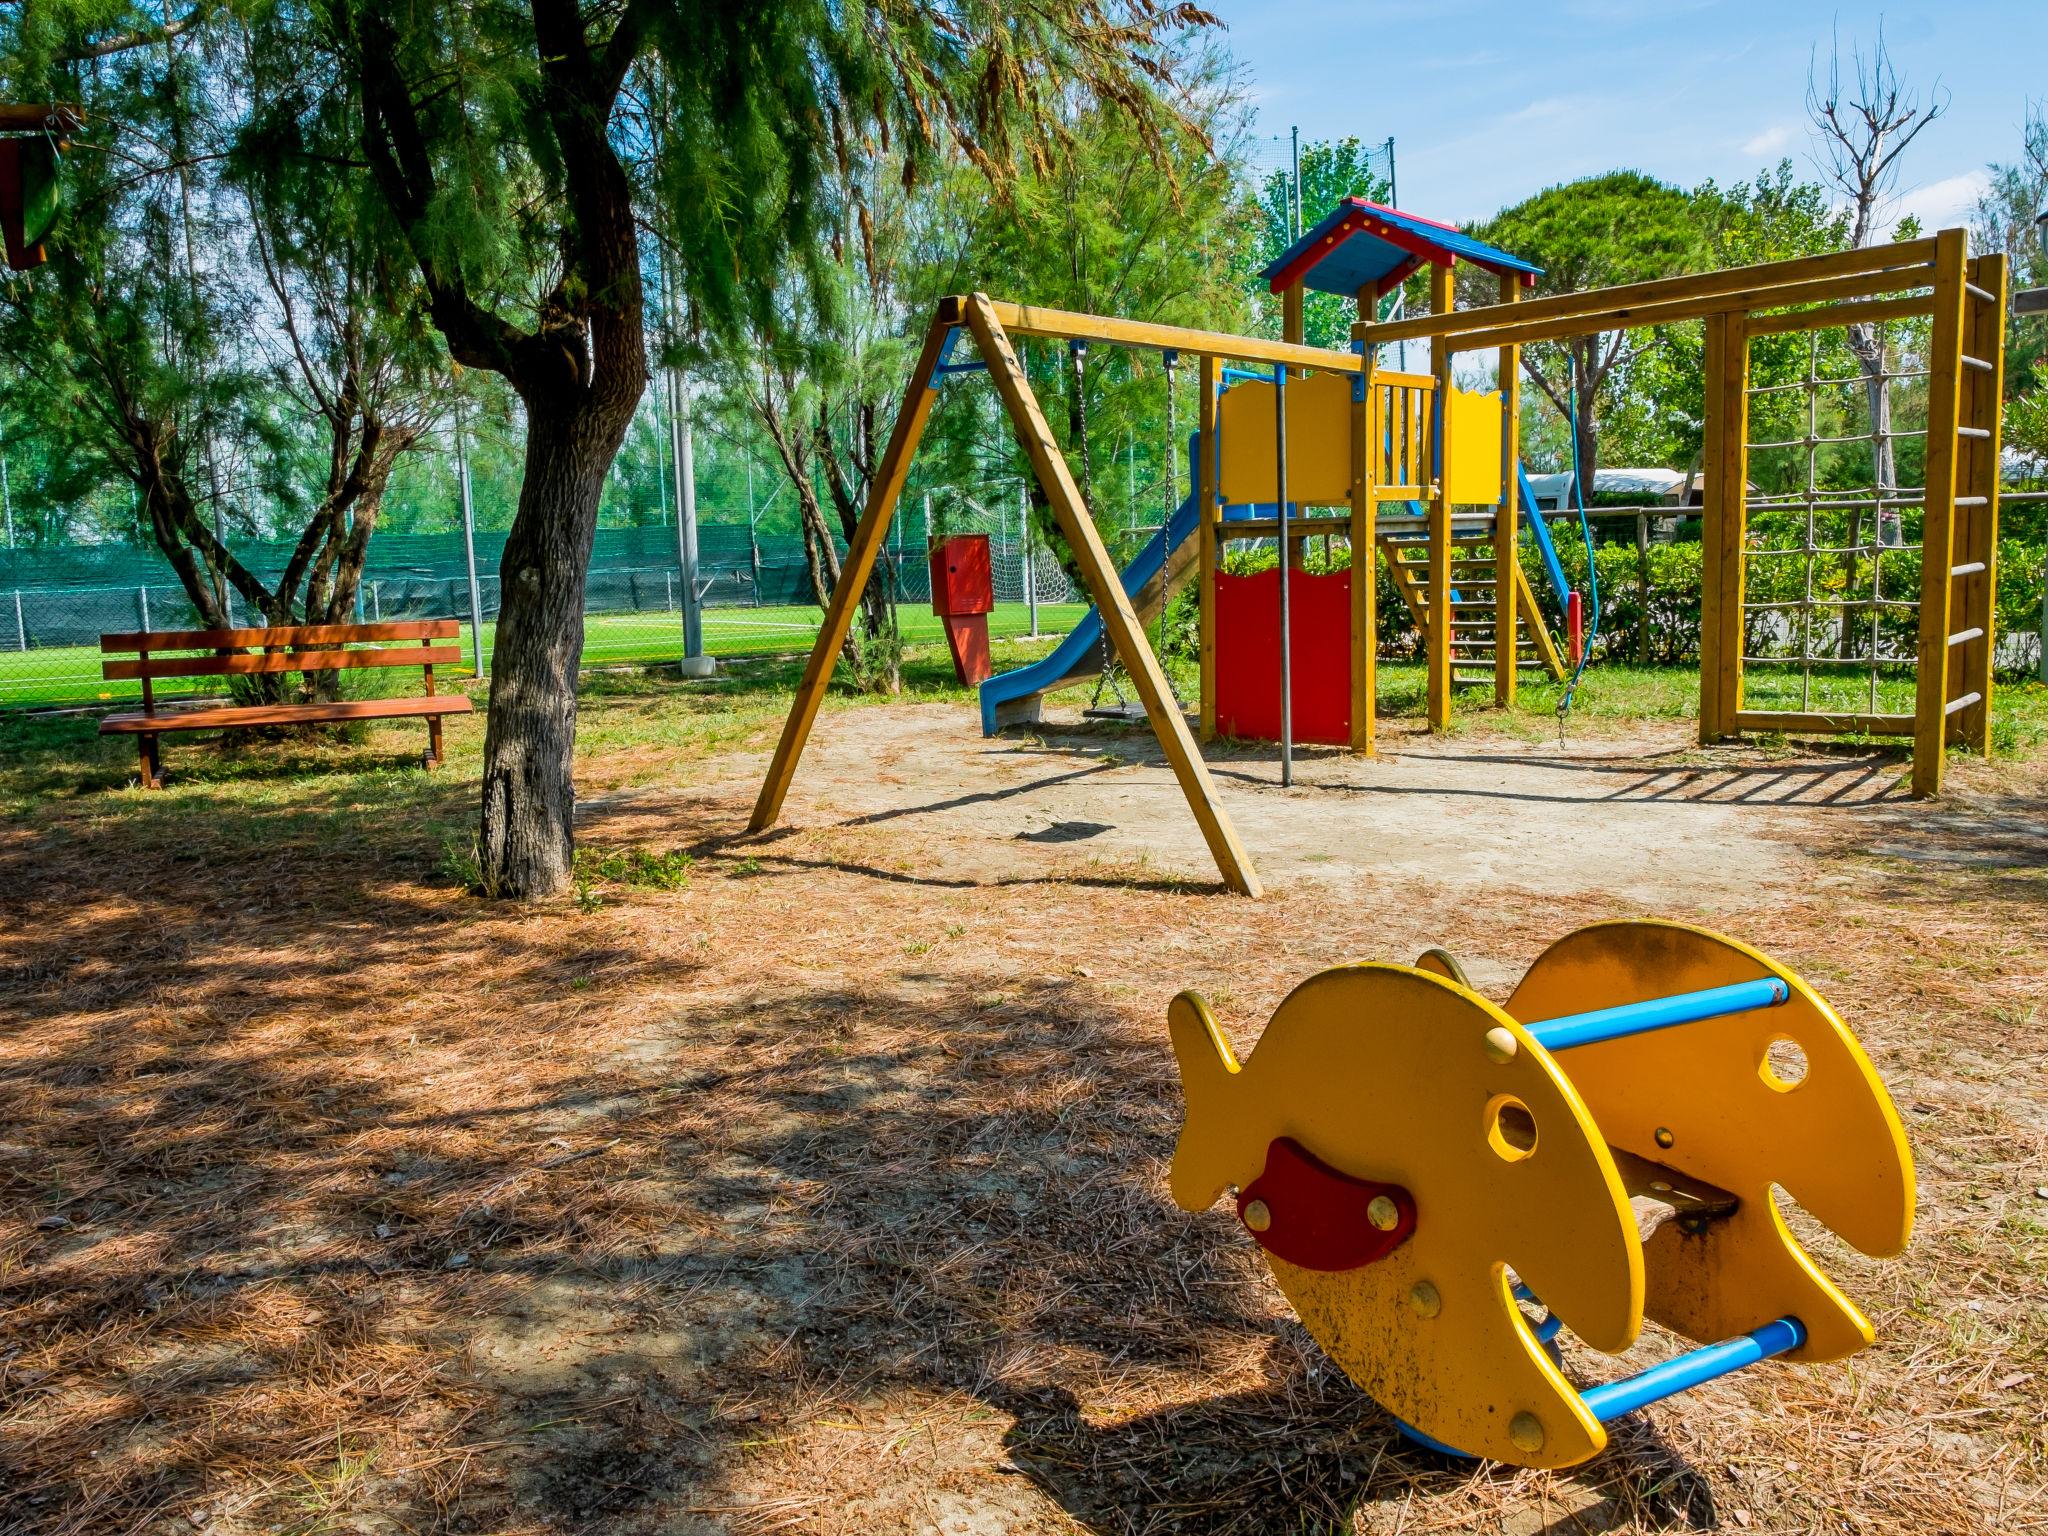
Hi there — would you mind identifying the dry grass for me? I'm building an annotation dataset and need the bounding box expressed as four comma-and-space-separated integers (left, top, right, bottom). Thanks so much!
0, 683, 2044, 1535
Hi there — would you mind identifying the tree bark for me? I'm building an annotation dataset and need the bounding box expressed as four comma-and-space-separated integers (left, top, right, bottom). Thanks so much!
474, 392, 634, 897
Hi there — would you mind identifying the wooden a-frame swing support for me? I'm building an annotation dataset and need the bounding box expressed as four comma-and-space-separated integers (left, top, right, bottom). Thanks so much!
1354, 228, 2007, 798
747, 293, 1372, 898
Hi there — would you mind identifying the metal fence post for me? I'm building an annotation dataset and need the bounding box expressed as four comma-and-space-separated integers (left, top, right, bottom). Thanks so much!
138, 585, 150, 632
456, 396, 488, 679
12, 590, 24, 652
1021, 483, 1038, 638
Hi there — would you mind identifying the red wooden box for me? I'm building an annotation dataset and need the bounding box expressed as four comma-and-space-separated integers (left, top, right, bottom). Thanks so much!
927, 534, 995, 617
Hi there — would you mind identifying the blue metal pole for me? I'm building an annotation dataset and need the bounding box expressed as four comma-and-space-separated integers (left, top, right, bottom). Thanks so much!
1525, 976, 1789, 1053
1396, 1317, 1806, 1459
1581, 1317, 1806, 1424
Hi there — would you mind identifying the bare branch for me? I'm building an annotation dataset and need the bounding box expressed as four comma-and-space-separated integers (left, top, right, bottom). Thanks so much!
58, 3, 211, 62
1805, 21, 1949, 248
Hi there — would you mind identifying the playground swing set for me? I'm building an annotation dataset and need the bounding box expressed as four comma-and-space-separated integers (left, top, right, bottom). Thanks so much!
746, 199, 2002, 1465
751, 201, 2010, 900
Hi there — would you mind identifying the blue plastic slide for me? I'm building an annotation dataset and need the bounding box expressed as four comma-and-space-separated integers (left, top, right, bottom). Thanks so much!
979, 486, 1202, 736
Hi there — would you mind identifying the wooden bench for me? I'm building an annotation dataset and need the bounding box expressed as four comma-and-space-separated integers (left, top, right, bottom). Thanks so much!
99, 620, 474, 788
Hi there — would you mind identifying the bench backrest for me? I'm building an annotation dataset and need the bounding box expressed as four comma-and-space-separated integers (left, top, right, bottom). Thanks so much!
100, 620, 463, 706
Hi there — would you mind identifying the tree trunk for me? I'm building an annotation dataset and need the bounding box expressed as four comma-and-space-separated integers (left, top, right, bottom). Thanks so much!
1850, 327, 1897, 544
474, 397, 628, 898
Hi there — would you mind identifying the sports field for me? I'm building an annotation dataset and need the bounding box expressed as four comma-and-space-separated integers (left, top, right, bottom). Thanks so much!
0, 600, 1092, 709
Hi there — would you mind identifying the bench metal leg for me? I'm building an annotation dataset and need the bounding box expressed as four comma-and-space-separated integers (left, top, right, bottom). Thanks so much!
138, 734, 163, 790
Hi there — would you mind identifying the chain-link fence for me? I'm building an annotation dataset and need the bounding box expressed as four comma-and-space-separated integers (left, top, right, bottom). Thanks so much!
0, 504, 1085, 709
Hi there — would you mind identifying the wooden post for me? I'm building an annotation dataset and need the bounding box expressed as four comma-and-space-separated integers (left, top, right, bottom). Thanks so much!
750, 314, 952, 832
1699, 315, 1726, 742
1494, 274, 1522, 707
1912, 228, 1969, 798
1198, 352, 1219, 741
1427, 262, 1455, 732
1698, 313, 1748, 742
1953, 252, 2005, 755
962, 294, 1262, 897
1351, 287, 1377, 754
1282, 281, 1305, 346
1718, 315, 1750, 739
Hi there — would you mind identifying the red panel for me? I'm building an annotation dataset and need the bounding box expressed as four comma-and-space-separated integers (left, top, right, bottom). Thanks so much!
928, 534, 994, 616
941, 613, 991, 686
1214, 567, 1351, 745
1236, 1137, 1416, 1273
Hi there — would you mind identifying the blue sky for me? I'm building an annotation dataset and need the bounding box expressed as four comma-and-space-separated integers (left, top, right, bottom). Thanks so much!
1213, 2, 2042, 232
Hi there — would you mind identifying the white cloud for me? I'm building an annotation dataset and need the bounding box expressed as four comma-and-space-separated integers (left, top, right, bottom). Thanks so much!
1741, 123, 1795, 157
1897, 168, 1992, 233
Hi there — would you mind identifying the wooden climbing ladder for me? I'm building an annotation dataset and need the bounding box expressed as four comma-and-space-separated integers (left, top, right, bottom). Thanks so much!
1381, 525, 1566, 691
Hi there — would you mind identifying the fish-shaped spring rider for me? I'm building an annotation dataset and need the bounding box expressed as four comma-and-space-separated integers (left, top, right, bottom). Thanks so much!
1166, 919, 1913, 1468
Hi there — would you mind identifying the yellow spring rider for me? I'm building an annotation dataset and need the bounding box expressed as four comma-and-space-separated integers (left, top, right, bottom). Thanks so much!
1166, 920, 1913, 1468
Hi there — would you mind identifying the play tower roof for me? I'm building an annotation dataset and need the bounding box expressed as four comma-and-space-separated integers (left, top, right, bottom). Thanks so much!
1258, 199, 1542, 299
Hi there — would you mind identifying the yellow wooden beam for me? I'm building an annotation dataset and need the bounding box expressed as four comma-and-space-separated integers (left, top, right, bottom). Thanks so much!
1198, 352, 1219, 742
1716, 315, 1750, 739
1697, 314, 1728, 743
1351, 298, 1377, 755
1733, 710, 1915, 736
749, 315, 952, 833
1427, 264, 1456, 732
1912, 229, 1969, 798
951, 297, 1360, 375
1516, 563, 1567, 681
1952, 252, 2005, 755
1746, 292, 1934, 336
1495, 274, 1522, 708
1355, 237, 1942, 347
962, 293, 1263, 896
1401, 266, 1937, 359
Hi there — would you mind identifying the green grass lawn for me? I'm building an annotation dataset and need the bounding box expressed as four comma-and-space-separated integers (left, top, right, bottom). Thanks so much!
6, 632, 2043, 816
0, 600, 1092, 710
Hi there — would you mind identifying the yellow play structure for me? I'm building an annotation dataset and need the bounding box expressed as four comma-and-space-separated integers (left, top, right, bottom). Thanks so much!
747, 202, 2008, 897
1166, 919, 1914, 1467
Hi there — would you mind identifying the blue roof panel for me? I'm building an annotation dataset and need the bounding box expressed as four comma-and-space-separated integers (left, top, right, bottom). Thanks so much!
1258, 200, 1542, 298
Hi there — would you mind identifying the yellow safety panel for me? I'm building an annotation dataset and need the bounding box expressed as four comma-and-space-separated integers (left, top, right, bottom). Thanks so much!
1445, 387, 1504, 505
1167, 967, 1642, 1468
1505, 921, 1915, 1363
1218, 371, 1354, 506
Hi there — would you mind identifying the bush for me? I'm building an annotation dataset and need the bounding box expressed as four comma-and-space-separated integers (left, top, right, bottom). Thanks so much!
1155, 527, 2040, 677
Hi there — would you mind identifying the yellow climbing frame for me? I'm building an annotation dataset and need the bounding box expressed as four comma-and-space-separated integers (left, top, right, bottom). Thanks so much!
1355, 230, 2005, 792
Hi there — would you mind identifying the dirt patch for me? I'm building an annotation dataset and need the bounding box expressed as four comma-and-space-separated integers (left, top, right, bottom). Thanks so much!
1, 694, 2042, 1536
732, 702, 1904, 911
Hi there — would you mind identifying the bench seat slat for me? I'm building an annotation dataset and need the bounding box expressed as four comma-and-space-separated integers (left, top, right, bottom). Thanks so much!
101, 620, 457, 653
99, 695, 473, 734
104, 644, 463, 682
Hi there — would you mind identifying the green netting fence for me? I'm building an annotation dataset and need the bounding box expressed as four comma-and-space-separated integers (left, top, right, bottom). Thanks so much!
0, 509, 1087, 708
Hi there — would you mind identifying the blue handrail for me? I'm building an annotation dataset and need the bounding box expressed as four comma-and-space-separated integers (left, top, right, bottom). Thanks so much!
1524, 976, 1790, 1052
